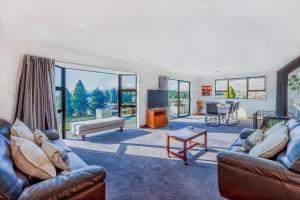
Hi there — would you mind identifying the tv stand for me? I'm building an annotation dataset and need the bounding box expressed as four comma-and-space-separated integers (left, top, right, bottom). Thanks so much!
147, 108, 168, 128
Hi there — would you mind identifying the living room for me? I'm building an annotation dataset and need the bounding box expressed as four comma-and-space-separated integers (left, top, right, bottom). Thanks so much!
1, 1, 300, 200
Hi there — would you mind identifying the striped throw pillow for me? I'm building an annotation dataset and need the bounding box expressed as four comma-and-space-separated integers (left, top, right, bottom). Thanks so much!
242, 130, 263, 151
41, 141, 71, 171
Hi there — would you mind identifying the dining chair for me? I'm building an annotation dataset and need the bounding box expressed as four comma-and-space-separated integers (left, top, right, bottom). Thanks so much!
205, 102, 224, 126
234, 102, 240, 121
227, 103, 238, 125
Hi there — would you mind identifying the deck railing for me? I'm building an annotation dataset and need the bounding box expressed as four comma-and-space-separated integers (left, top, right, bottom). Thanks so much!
253, 110, 293, 129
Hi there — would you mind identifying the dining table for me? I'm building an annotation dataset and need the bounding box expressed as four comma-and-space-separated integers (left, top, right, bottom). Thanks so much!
217, 103, 232, 125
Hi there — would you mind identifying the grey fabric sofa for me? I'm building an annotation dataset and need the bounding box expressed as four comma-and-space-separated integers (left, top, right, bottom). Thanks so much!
217, 118, 300, 200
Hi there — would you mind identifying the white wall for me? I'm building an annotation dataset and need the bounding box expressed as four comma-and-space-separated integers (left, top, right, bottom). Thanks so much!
0, 36, 199, 126
198, 71, 277, 118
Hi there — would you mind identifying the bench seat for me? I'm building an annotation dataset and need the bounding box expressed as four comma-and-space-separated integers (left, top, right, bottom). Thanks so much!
72, 117, 125, 140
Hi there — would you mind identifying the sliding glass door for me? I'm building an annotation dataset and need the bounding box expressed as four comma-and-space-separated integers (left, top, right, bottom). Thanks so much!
168, 79, 191, 119
179, 81, 190, 117
168, 80, 179, 119
119, 75, 137, 127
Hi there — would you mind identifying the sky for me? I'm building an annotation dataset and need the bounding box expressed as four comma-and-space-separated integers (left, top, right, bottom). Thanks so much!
55, 68, 136, 92
66, 69, 118, 92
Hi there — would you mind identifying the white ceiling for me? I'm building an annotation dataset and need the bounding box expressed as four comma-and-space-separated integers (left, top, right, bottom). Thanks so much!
1, 0, 300, 76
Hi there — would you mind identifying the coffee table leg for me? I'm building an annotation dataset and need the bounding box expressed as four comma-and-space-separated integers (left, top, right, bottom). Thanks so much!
166, 135, 170, 157
183, 141, 188, 165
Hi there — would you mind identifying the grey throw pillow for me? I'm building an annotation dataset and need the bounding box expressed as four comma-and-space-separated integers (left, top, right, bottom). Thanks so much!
242, 130, 263, 151
249, 126, 289, 158
278, 126, 300, 173
43, 129, 60, 140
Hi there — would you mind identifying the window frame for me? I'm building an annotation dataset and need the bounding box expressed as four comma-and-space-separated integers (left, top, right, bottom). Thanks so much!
215, 76, 266, 100
55, 65, 138, 139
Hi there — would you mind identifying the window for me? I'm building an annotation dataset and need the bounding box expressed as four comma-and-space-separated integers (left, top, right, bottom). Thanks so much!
215, 80, 228, 98
55, 65, 137, 139
215, 76, 266, 99
228, 79, 247, 99
248, 77, 266, 99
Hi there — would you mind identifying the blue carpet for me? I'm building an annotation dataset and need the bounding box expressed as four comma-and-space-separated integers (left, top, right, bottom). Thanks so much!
65, 118, 252, 200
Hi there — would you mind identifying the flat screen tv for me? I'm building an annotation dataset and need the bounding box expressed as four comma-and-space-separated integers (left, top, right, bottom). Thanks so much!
147, 90, 168, 109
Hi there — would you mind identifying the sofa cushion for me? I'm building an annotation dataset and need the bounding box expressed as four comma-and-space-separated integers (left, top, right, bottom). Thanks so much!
10, 136, 56, 180
249, 126, 289, 158
11, 119, 35, 143
229, 145, 247, 153
242, 130, 263, 151
263, 121, 285, 139
285, 118, 300, 132
278, 126, 300, 173
51, 139, 72, 153
67, 152, 87, 170
232, 138, 245, 146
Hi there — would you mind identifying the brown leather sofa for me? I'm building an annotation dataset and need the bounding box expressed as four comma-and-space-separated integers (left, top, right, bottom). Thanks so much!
0, 119, 106, 200
218, 121, 300, 200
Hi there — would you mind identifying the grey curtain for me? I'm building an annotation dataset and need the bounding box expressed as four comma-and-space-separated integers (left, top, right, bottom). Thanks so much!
15, 55, 58, 131
159, 76, 169, 90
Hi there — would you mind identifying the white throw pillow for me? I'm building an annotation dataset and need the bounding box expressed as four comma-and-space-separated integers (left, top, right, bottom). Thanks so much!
41, 141, 71, 171
249, 126, 289, 158
263, 121, 285, 139
34, 129, 49, 146
11, 119, 35, 143
10, 136, 56, 179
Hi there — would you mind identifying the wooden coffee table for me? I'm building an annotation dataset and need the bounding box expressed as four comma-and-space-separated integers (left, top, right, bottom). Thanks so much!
166, 127, 208, 165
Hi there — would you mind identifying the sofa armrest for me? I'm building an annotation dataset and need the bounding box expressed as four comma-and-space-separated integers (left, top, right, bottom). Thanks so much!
217, 151, 300, 185
18, 165, 106, 200
43, 129, 60, 140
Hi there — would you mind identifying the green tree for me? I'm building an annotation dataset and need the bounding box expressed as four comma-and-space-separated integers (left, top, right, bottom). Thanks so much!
104, 89, 110, 102
65, 89, 73, 116
89, 87, 106, 114
223, 86, 236, 99
72, 80, 88, 115
111, 88, 118, 104
288, 74, 300, 94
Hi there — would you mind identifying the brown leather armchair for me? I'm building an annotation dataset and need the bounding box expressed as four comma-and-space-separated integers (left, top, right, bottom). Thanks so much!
0, 119, 106, 200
